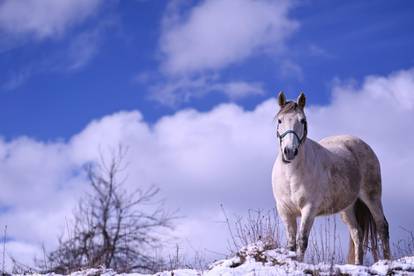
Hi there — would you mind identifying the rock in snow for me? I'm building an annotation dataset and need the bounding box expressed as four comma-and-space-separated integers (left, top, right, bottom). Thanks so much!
27, 242, 414, 276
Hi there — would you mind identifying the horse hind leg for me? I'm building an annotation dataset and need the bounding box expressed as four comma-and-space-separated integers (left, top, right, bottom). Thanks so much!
360, 193, 391, 260
340, 206, 363, 265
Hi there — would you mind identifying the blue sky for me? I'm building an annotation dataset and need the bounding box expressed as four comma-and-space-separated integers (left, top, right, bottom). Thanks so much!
1, 0, 413, 140
1, 0, 414, 268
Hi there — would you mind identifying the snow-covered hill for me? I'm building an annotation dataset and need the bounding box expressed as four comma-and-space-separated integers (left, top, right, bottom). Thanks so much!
30, 242, 414, 276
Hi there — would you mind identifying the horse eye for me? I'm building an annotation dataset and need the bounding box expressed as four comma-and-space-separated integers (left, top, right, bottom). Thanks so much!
278, 119, 282, 124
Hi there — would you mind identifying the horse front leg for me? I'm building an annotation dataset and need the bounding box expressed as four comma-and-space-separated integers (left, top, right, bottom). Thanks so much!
278, 209, 297, 251
297, 206, 316, 262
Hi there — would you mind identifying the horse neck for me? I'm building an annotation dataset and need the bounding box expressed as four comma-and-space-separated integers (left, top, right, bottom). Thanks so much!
283, 137, 326, 173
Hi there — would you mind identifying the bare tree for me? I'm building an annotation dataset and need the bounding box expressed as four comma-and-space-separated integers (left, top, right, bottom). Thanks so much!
38, 146, 175, 274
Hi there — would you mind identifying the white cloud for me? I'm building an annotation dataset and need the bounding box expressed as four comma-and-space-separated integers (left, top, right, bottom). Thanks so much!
152, 0, 297, 104
0, 0, 102, 39
308, 68, 414, 215
160, 0, 298, 75
2, 68, 414, 269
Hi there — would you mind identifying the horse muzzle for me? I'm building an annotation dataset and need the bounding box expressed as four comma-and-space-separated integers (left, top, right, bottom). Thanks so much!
283, 146, 298, 161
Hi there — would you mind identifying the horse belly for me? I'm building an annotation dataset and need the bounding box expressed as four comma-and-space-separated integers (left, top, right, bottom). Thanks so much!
317, 180, 360, 215
318, 144, 362, 215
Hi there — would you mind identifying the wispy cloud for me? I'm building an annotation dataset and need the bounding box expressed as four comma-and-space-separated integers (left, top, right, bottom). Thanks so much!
1, 20, 115, 91
0, 0, 115, 91
61, 18, 118, 71
279, 59, 304, 81
65, 26, 107, 71
0, 0, 103, 40
308, 44, 332, 58
1, 68, 32, 91
150, 75, 265, 106
218, 81, 265, 100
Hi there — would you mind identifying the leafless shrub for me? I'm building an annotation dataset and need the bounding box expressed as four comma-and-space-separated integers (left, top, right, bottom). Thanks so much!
164, 245, 184, 271
10, 258, 38, 275
1, 226, 6, 276
221, 206, 282, 254
1, 226, 12, 276
186, 248, 209, 271
37, 146, 176, 274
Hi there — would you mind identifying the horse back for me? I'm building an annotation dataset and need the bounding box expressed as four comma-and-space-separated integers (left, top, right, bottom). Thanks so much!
319, 135, 380, 175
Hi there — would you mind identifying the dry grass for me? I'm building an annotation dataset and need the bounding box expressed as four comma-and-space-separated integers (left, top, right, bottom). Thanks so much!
307, 215, 345, 265
222, 207, 345, 265
393, 227, 414, 258
149, 244, 209, 272
221, 206, 282, 254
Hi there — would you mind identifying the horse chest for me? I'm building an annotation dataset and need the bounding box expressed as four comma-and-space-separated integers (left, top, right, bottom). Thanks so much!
274, 171, 319, 212
290, 178, 320, 208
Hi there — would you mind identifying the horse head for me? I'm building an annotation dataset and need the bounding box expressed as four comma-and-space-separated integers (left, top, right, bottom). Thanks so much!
276, 92, 307, 163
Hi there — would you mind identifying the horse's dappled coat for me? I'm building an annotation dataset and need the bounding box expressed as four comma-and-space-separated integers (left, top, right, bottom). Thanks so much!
272, 92, 390, 265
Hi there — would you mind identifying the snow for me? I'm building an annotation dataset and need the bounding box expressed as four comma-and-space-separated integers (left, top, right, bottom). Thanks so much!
21, 241, 414, 276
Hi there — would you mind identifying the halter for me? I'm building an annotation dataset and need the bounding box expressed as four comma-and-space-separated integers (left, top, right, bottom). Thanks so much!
277, 120, 307, 163
277, 129, 306, 145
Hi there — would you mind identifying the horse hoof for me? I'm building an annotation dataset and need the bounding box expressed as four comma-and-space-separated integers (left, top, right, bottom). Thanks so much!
295, 252, 304, 262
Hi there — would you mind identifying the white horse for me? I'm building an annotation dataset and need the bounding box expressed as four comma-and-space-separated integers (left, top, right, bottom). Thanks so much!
272, 92, 390, 264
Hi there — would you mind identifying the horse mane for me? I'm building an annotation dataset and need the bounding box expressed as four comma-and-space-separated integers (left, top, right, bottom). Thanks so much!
277, 101, 301, 116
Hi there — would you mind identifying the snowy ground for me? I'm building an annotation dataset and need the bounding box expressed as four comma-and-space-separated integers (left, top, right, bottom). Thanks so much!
25, 242, 414, 276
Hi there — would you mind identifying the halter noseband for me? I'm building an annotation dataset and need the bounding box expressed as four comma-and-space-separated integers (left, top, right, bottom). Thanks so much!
277, 129, 306, 145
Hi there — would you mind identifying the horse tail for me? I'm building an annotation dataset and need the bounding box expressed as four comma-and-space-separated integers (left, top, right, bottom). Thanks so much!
347, 198, 379, 264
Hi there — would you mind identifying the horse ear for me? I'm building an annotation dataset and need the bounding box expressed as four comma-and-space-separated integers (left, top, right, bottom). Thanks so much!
278, 91, 286, 107
297, 92, 306, 109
